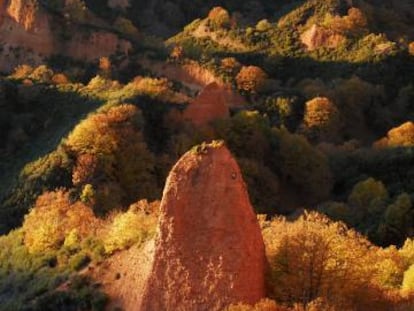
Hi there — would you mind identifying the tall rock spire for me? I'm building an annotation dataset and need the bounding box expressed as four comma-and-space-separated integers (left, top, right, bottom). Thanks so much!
139, 141, 266, 311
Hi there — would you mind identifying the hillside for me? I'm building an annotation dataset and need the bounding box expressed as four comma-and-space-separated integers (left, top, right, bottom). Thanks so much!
0, 0, 414, 310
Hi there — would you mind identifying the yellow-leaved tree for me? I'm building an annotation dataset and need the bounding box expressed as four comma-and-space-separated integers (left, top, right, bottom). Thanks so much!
262, 212, 393, 311
23, 190, 98, 253
65, 104, 158, 213
300, 97, 342, 142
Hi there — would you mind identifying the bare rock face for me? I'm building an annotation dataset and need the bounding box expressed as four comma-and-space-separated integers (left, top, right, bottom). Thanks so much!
139, 142, 266, 311
6, 0, 38, 30
64, 31, 132, 60
183, 82, 230, 127
301, 24, 345, 51
0, 0, 131, 72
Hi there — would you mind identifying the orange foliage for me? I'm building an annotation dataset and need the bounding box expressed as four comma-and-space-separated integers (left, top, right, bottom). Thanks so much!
207, 6, 231, 29
51, 73, 69, 85
72, 153, 98, 186
327, 8, 367, 35
236, 66, 268, 93
10, 64, 33, 80
409, 42, 414, 56
101, 200, 158, 254
374, 122, 414, 148
66, 104, 157, 211
170, 45, 184, 61
66, 104, 140, 156
301, 97, 341, 142
221, 57, 241, 74
99, 56, 112, 78
23, 190, 98, 253
262, 212, 407, 311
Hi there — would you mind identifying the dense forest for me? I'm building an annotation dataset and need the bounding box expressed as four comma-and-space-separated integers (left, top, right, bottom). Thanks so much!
0, 0, 414, 310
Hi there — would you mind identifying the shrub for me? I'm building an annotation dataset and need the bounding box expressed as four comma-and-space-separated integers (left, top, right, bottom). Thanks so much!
51, 73, 70, 85
23, 190, 98, 253
10, 64, 33, 80
29, 65, 54, 83
348, 178, 389, 215
69, 252, 91, 271
102, 200, 158, 254
220, 57, 241, 74
256, 19, 272, 32
207, 6, 231, 29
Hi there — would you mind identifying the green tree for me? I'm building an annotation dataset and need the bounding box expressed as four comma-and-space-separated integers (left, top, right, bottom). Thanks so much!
348, 178, 389, 216
379, 193, 413, 244
275, 128, 333, 202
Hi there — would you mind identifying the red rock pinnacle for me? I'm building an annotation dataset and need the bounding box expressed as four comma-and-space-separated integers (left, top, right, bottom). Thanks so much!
139, 141, 266, 311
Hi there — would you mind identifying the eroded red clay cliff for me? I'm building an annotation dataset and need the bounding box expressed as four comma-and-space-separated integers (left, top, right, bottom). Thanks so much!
0, 0, 131, 72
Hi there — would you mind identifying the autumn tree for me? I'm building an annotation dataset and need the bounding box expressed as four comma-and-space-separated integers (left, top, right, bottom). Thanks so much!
403, 264, 414, 292
262, 212, 390, 310
409, 42, 414, 56
256, 19, 272, 32
170, 45, 184, 62
51, 73, 69, 85
299, 76, 384, 141
98, 56, 112, 79
102, 200, 158, 254
220, 57, 241, 75
23, 190, 98, 253
207, 6, 231, 29
29, 65, 54, 83
374, 122, 414, 148
300, 97, 342, 142
326, 7, 367, 35
66, 104, 158, 213
10, 64, 33, 80
236, 66, 268, 94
